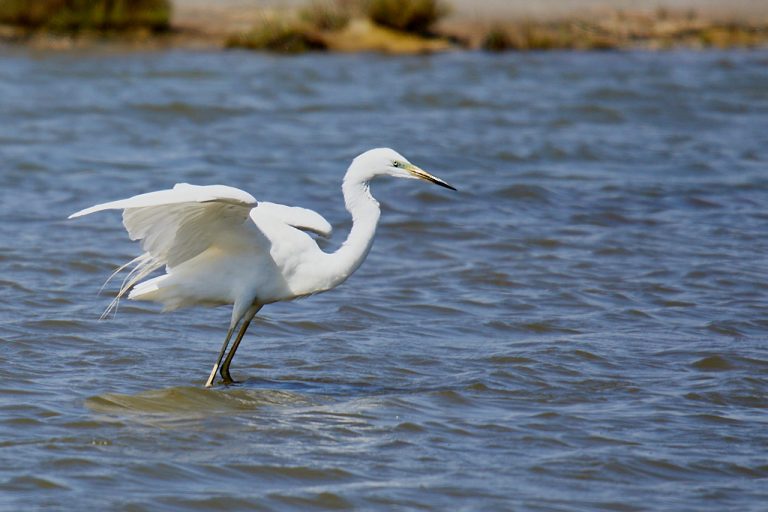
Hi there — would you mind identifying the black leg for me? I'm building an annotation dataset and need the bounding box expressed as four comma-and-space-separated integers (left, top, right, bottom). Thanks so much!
220, 304, 262, 384
205, 322, 237, 388
220, 317, 252, 384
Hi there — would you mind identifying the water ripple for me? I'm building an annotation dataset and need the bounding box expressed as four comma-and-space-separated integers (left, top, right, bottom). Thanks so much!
1, 49, 767, 512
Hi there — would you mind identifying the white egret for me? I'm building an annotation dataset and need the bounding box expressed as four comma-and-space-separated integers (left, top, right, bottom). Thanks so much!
69, 148, 456, 387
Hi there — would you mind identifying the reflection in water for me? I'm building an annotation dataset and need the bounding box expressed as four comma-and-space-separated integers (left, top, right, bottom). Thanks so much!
86, 386, 316, 424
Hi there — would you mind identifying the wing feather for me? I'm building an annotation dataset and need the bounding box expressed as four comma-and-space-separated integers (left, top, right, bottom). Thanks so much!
68, 183, 256, 219
70, 183, 258, 268
256, 202, 332, 238
70, 184, 258, 316
69, 183, 333, 317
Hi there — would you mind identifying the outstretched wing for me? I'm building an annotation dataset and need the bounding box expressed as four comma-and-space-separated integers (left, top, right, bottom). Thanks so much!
69, 183, 333, 317
70, 183, 258, 268
69, 183, 259, 315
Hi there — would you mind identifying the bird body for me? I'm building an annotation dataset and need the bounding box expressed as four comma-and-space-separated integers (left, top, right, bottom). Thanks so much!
70, 148, 455, 386
128, 203, 324, 314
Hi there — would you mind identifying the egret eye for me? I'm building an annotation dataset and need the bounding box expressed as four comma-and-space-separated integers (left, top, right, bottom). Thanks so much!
392, 161, 401, 168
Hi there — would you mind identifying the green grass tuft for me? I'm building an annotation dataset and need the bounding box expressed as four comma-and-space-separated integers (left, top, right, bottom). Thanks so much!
0, 0, 171, 33
365, 0, 449, 35
481, 26, 512, 52
225, 20, 327, 53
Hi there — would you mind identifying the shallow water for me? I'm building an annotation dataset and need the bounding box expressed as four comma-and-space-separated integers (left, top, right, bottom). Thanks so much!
1, 48, 767, 511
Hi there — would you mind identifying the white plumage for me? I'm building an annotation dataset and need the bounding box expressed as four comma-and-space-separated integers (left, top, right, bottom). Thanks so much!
70, 148, 455, 387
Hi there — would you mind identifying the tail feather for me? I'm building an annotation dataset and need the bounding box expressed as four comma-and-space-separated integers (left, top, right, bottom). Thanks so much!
129, 275, 187, 312
100, 252, 164, 319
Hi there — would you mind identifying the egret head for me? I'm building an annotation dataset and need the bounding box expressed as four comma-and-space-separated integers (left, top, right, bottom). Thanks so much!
350, 148, 456, 191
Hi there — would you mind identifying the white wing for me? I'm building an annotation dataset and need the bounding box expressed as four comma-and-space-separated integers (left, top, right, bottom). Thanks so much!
69, 183, 332, 316
256, 202, 332, 238
68, 183, 257, 219
70, 183, 258, 268
70, 183, 258, 315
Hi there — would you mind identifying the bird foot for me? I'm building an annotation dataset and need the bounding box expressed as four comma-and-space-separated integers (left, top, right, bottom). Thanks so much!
203, 377, 239, 388
220, 369, 239, 386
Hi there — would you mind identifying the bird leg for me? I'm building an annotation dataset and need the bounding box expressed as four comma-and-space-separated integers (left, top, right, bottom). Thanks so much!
219, 318, 252, 384
205, 323, 237, 388
220, 304, 262, 384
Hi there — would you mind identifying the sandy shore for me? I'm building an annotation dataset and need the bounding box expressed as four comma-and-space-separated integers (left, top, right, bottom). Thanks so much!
173, 0, 768, 32
443, 0, 768, 20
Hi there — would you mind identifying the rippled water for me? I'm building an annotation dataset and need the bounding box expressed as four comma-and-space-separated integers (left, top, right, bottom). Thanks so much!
1, 48, 767, 510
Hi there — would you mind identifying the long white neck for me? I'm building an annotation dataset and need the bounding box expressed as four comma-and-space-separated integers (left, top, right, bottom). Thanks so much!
320, 174, 381, 290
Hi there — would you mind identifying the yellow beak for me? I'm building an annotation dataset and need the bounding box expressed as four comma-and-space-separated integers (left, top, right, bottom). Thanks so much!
405, 164, 457, 191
